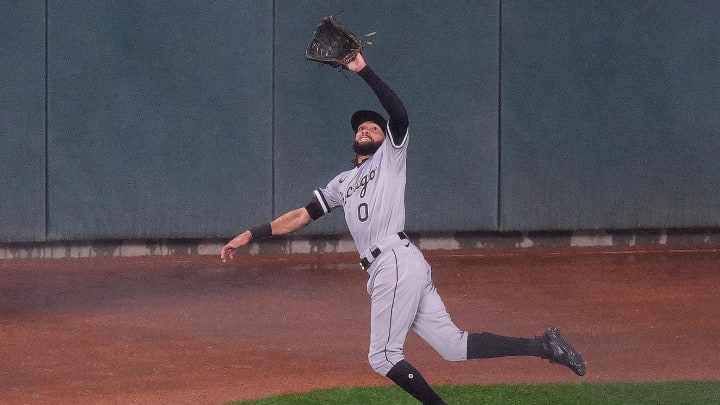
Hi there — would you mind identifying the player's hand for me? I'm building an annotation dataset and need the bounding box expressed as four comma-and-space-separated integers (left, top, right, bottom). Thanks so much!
221, 231, 252, 263
346, 53, 367, 73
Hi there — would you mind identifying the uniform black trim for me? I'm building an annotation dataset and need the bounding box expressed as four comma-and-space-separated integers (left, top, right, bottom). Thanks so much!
304, 199, 325, 221
383, 250, 401, 366
313, 189, 331, 214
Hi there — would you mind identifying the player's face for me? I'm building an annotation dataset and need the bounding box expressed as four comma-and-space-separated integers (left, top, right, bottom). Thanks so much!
354, 121, 385, 145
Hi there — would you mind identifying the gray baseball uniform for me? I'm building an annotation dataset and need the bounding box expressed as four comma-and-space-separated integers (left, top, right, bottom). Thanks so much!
287, 63, 585, 404
313, 117, 468, 376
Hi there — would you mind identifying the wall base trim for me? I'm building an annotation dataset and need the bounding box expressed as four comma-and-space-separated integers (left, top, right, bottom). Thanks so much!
2, 228, 719, 259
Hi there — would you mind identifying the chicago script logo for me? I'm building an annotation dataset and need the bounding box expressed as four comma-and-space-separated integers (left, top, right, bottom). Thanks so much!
344, 168, 376, 201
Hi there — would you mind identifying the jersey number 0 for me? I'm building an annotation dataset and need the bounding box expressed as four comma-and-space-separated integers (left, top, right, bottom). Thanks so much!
358, 203, 369, 222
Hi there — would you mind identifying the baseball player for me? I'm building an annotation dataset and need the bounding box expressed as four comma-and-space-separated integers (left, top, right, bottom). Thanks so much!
221, 53, 586, 405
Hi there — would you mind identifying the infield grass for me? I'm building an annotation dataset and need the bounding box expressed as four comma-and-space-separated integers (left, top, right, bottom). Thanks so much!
227, 381, 720, 404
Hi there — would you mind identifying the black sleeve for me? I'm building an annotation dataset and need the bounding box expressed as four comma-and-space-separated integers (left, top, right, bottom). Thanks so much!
357, 66, 409, 145
304, 199, 325, 221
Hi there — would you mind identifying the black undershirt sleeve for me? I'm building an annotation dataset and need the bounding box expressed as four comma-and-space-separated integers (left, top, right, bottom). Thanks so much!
304, 199, 325, 221
357, 66, 409, 145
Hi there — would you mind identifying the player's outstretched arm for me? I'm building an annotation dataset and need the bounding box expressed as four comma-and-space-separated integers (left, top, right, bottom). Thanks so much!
221, 207, 312, 263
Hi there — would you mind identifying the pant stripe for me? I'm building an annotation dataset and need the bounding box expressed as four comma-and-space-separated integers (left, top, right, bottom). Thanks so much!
382, 250, 400, 366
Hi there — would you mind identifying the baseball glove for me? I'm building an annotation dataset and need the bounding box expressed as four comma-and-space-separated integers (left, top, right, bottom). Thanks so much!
305, 15, 365, 68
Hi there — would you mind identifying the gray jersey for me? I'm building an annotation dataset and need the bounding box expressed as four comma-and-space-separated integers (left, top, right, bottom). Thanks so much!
314, 126, 409, 254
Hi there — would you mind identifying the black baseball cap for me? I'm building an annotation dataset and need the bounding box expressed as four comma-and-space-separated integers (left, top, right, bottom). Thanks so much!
351, 110, 387, 135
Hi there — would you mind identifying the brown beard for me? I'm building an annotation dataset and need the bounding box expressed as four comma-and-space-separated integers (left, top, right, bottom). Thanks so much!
352, 139, 383, 156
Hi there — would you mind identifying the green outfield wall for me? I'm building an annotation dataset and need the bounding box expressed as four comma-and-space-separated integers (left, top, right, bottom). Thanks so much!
1, 1, 718, 243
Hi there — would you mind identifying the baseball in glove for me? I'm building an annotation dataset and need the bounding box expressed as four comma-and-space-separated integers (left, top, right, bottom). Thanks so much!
305, 15, 372, 68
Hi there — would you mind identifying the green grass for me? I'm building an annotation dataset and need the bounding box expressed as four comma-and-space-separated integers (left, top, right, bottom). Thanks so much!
226, 381, 720, 405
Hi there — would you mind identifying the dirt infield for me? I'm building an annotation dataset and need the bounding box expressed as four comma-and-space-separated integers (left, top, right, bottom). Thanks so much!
1, 245, 719, 404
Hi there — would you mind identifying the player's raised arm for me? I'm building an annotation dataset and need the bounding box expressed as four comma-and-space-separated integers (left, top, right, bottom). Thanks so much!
346, 53, 408, 145
220, 206, 313, 263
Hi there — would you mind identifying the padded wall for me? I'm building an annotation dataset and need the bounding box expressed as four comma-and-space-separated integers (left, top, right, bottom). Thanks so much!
4, 1, 720, 243
0, 1, 46, 242
500, 1, 720, 231
47, 1, 273, 240
274, 1, 499, 234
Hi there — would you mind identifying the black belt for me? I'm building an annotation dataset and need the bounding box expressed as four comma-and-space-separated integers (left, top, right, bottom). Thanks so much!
360, 232, 409, 271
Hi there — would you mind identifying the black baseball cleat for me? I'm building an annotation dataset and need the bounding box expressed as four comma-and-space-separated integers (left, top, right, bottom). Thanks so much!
540, 327, 586, 376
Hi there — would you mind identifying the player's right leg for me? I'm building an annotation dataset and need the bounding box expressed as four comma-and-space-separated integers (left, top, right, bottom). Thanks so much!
366, 248, 447, 405
386, 360, 447, 405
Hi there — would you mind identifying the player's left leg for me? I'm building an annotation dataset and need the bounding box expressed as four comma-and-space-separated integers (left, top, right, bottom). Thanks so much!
466, 332, 544, 359
469, 328, 586, 376
409, 264, 469, 362
409, 253, 586, 376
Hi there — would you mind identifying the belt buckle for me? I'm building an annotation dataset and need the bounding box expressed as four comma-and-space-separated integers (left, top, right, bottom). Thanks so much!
360, 246, 380, 271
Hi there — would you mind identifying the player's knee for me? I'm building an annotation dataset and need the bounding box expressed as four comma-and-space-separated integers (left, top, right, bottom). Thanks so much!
434, 342, 467, 362
422, 331, 468, 362
439, 350, 466, 362
368, 352, 402, 376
